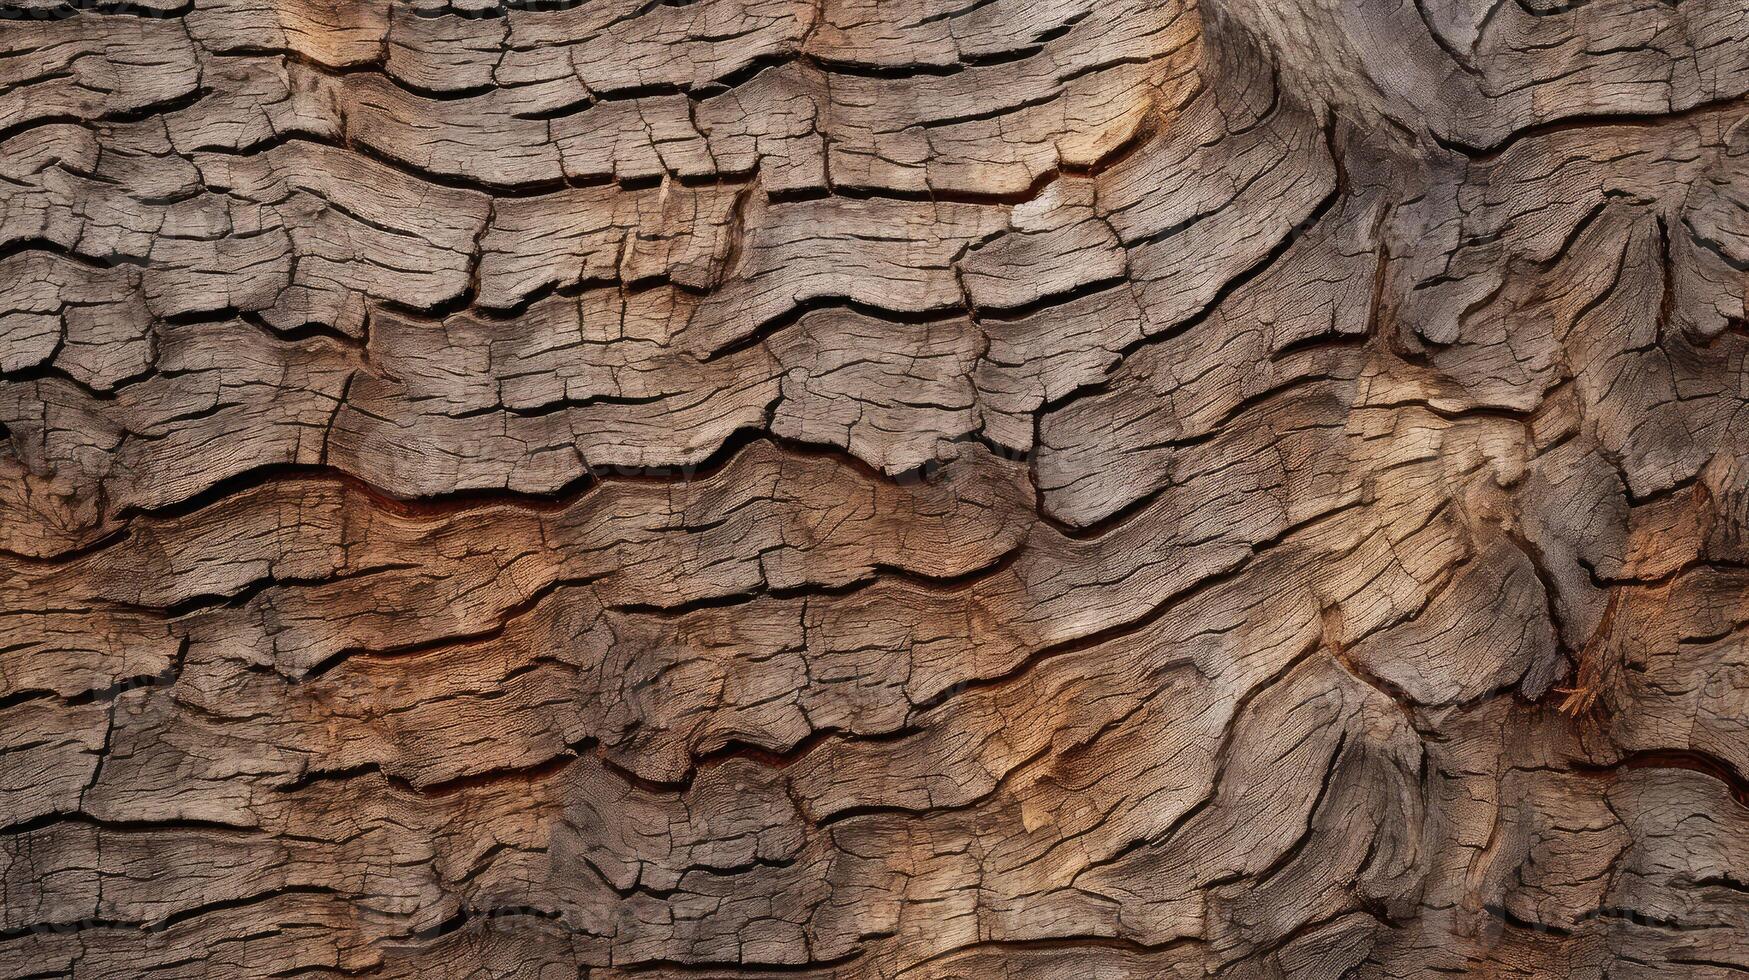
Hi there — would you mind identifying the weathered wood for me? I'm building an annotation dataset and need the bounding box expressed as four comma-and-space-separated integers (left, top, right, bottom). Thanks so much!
2, 0, 1747, 977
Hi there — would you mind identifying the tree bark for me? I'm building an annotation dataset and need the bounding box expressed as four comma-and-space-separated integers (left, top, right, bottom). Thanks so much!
2, 0, 1747, 976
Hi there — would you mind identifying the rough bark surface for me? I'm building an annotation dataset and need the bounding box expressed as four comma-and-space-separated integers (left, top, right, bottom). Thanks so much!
1, 0, 1748, 977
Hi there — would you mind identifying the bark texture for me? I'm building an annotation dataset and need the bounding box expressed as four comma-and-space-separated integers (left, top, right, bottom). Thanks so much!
2, 0, 1749, 976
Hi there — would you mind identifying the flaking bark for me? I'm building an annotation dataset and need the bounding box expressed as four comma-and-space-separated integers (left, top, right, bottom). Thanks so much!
2, 0, 1748, 977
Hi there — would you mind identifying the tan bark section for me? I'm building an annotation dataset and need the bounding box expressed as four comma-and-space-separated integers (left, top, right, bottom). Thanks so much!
2, 0, 1748, 976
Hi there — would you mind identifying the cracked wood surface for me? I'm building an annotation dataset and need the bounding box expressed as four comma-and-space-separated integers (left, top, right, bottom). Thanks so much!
1, 0, 1748, 977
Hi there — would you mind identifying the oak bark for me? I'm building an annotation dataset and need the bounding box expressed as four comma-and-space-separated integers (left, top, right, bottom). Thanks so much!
2, 0, 1748, 977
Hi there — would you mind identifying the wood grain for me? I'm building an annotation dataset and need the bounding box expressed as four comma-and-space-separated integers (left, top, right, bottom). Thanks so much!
2, 0, 1748, 976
